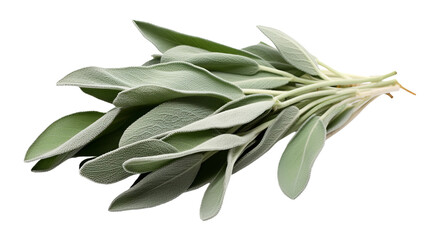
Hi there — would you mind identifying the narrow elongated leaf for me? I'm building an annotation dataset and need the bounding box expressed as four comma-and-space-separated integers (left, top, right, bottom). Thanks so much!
159, 95, 275, 137
80, 88, 121, 103
31, 149, 81, 172
243, 42, 304, 76
119, 97, 224, 147
233, 106, 299, 173
109, 154, 203, 211
58, 62, 243, 107
188, 151, 228, 191
278, 116, 326, 199
327, 106, 354, 133
200, 141, 249, 220
80, 139, 178, 184
123, 132, 258, 174
161, 45, 260, 75
258, 26, 320, 76
212, 71, 290, 89
25, 111, 105, 161
326, 97, 376, 139
133, 20, 259, 59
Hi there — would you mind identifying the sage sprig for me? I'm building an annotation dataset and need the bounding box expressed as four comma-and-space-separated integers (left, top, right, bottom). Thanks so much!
25, 21, 414, 220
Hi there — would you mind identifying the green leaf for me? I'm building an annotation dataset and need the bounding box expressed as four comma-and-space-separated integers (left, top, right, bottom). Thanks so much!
243, 42, 304, 76
80, 88, 121, 103
233, 106, 299, 173
123, 131, 258, 174
188, 151, 228, 191
133, 20, 259, 59
257, 26, 320, 76
142, 55, 161, 66
31, 150, 81, 172
119, 97, 224, 147
161, 45, 260, 75
25, 111, 105, 161
200, 143, 248, 220
278, 116, 326, 199
158, 94, 274, 137
79, 139, 178, 184
109, 153, 203, 211
326, 97, 375, 139
111, 63, 243, 107
212, 71, 290, 89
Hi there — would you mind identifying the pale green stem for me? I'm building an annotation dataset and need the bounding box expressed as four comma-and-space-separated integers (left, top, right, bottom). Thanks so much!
317, 60, 350, 79
258, 65, 319, 84
242, 88, 284, 95
274, 71, 396, 101
275, 89, 338, 110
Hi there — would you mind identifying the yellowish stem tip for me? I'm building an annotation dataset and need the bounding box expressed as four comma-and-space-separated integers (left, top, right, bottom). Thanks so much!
397, 82, 416, 95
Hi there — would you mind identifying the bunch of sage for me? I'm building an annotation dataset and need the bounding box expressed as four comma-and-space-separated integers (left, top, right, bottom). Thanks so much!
25, 21, 414, 220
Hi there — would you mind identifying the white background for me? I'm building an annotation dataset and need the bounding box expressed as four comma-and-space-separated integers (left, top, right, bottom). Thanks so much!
1, 0, 428, 239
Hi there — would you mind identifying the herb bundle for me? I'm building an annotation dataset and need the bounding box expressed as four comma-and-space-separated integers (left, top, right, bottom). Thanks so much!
25, 21, 414, 220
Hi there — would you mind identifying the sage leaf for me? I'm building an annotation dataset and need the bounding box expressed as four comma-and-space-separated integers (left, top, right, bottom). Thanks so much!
109, 153, 203, 211
25, 111, 105, 162
123, 132, 258, 174
327, 97, 376, 139
58, 62, 243, 108
233, 106, 299, 173
188, 151, 228, 191
160, 95, 275, 136
243, 42, 304, 76
161, 45, 260, 75
212, 71, 290, 89
142, 55, 161, 66
80, 88, 121, 103
200, 141, 250, 220
119, 97, 224, 147
80, 139, 178, 184
278, 116, 326, 199
133, 20, 259, 59
326, 106, 354, 134
258, 26, 320, 76
31, 149, 81, 172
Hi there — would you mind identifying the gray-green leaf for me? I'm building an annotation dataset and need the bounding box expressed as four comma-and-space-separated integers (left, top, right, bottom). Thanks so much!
278, 116, 326, 199
123, 132, 258, 174
159, 94, 274, 136
119, 97, 224, 147
257, 26, 320, 76
243, 42, 304, 76
200, 142, 249, 220
25, 111, 110, 162
109, 153, 203, 211
212, 71, 290, 89
80, 139, 178, 184
133, 20, 259, 59
161, 45, 260, 75
233, 106, 299, 173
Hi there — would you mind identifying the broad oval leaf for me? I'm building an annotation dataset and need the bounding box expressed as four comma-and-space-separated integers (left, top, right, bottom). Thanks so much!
161, 45, 260, 75
109, 153, 203, 211
80, 139, 178, 184
31, 150, 80, 172
257, 26, 320, 76
133, 20, 259, 59
123, 132, 258, 174
278, 116, 326, 199
25, 111, 105, 161
243, 42, 304, 76
233, 106, 299, 173
119, 97, 224, 147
